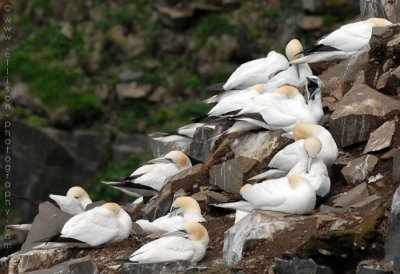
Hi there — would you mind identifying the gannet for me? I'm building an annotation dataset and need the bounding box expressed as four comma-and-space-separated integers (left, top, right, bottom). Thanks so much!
263, 39, 313, 93
136, 197, 205, 234
49, 186, 92, 215
152, 123, 215, 143
291, 18, 392, 64
102, 151, 192, 198
34, 203, 132, 248
223, 51, 289, 90
128, 222, 209, 263
214, 175, 316, 215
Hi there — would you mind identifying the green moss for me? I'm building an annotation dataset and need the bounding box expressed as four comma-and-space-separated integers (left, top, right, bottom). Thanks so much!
64, 92, 102, 120
26, 115, 49, 128
184, 74, 204, 93
261, 7, 281, 22
193, 13, 235, 48
11, 107, 29, 119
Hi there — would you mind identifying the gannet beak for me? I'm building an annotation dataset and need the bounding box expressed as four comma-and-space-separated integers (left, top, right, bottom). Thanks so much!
169, 207, 178, 217
306, 154, 312, 174
295, 64, 300, 78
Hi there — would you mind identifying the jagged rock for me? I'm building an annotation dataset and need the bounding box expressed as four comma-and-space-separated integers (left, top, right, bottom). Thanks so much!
384, 0, 400, 23
26, 256, 98, 274
324, 76, 344, 100
142, 184, 173, 222
116, 82, 153, 101
274, 257, 333, 274
119, 70, 143, 83
21, 202, 72, 253
205, 191, 230, 204
330, 84, 400, 147
394, 151, 400, 183
333, 183, 369, 207
148, 132, 191, 158
360, 0, 387, 20
385, 66, 400, 95
364, 121, 396, 154
167, 164, 206, 193
122, 261, 191, 274
111, 133, 150, 162
341, 155, 379, 184
329, 219, 350, 231
209, 156, 257, 194
298, 15, 323, 31
223, 211, 316, 265
186, 126, 223, 163
375, 71, 391, 90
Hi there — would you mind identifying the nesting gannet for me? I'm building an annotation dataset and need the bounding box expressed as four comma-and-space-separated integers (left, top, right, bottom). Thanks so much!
152, 123, 216, 143
263, 39, 313, 93
136, 197, 205, 234
214, 175, 316, 215
291, 18, 392, 64
223, 51, 289, 91
34, 203, 132, 249
49, 186, 92, 215
225, 76, 323, 134
102, 151, 192, 198
128, 222, 209, 263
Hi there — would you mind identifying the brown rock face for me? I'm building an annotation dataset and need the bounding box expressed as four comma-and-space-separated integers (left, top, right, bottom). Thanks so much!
330, 84, 400, 148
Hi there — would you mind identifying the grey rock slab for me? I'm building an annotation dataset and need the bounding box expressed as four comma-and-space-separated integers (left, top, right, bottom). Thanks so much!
351, 194, 382, 208
333, 183, 370, 208
122, 260, 191, 274
26, 256, 98, 274
275, 257, 333, 274
111, 133, 150, 162
341, 155, 379, 184
142, 184, 173, 222
364, 121, 396, 154
14, 249, 72, 273
330, 84, 400, 147
186, 126, 222, 163
383, 186, 400, 263
360, 0, 387, 20
394, 151, 400, 183
209, 156, 257, 194
148, 132, 191, 158
20, 202, 72, 253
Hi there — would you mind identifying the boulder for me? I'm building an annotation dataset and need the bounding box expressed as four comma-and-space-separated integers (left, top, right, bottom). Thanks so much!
364, 120, 396, 154
330, 84, 400, 147
141, 184, 173, 222
341, 155, 378, 184
25, 256, 98, 274
122, 261, 191, 274
333, 183, 369, 208
186, 126, 223, 163
275, 257, 333, 274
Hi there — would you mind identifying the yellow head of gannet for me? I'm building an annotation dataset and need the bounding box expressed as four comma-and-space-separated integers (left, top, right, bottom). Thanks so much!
66, 186, 91, 204
170, 197, 202, 216
286, 39, 304, 61
275, 85, 301, 99
304, 137, 322, 173
240, 184, 252, 195
102, 203, 121, 214
293, 122, 320, 140
165, 151, 192, 169
183, 222, 209, 243
366, 17, 392, 27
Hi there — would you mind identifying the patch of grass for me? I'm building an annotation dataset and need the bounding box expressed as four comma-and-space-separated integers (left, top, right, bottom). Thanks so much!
184, 74, 204, 93
26, 115, 49, 127
85, 154, 142, 202
11, 107, 29, 119
260, 7, 281, 22
64, 92, 102, 120
193, 13, 235, 48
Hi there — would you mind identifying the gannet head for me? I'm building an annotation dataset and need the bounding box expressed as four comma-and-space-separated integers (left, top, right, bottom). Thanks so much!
170, 197, 202, 216
287, 175, 309, 189
240, 184, 252, 195
102, 203, 121, 214
304, 137, 322, 173
293, 122, 321, 141
366, 18, 392, 27
66, 186, 92, 205
165, 151, 192, 169
286, 39, 304, 61
306, 76, 322, 101
275, 85, 301, 99
184, 222, 209, 244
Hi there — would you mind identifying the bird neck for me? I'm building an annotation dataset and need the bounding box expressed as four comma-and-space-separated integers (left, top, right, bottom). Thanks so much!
307, 93, 323, 123
80, 197, 92, 208
184, 211, 204, 222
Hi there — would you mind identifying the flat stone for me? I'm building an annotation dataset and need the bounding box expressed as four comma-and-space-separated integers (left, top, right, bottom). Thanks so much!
21, 202, 72, 253
119, 70, 143, 83
394, 151, 400, 183
364, 121, 396, 154
375, 71, 391, 90
116, 82, 153, 101
26, 256, 98, 274
147, 132, 191, 158
330, 84, 400, 147
122, 260, 191, 274
333, 183, 369, 208
341, 155, 379, 184
351, 194, 381, 208
275, 257, 333, 274
382, 148, 399, 159
209, 156, 257, 194
111, 133, 150, 162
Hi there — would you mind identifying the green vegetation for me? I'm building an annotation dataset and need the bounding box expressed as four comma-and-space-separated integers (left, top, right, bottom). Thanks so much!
193, 13, 235, 48
261, 7, 281, 22
26, 115, 49, 128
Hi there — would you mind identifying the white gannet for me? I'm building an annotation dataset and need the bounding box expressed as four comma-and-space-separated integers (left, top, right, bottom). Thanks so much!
263, 39, 313, 93
34, 203, 132, 249
266, 122, 338, 172
287, 137, 331, 197
128, 222, 209, 263
152, 123, 215, 143
49, 186, 92, 215
225, 76, 323, 134
102, 151, 192, 198
214, 175, 316, 215
223, 51, 289, 91
136, 197, 205, 234
291, 18, 392, 64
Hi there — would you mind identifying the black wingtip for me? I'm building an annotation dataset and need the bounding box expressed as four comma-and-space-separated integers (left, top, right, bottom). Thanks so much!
297, 44, 341, 56
205, 83, 225, 92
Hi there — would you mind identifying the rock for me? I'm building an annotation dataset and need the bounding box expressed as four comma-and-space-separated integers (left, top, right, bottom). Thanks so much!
60, 22, 73, 39
166, 164, 206, 193
356, 266, 386, 274
384, 0, 400, 23
21, 202, 72, 253
329, 219, 350, 231
364, 121, 396, 154
156, 6, 193, 29
26, 256, 98, 274
382, 59, 395, 72
394, 151, 400, 183
382, 148, 399, 159
205, 191, 230, 204
122, 260, 191, 274
360, 0, 387, 20
119, 70, 143, 83
223, 211, 316, 265
116, 82, 153, 101
301, 0, 323, 13
383, 186, 400, 263
11, 83, 44, 114
333, 183, 369, 207
319, 205, 349, 214
275, 257, 333, 274
108, 25, 126, 44
341, 155, 379, 184
142, 184, 173, 222
330, 84, 400, 147
385, 66, 400, 95
148, 87, 166, 103
186, 126, 223, 163
298, 15, 323, 31
148, 132, 191, 158
111, 133, 150, 162
324, 76, 344, 100
375, 71, 390, 90
209, 156, 257, 194
351, 194, 381, 208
